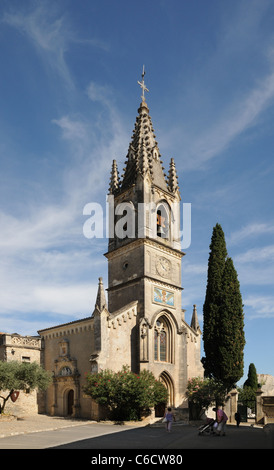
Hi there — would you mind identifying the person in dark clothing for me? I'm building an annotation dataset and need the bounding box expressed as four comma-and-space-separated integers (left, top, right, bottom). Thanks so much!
235, 411, 241, 427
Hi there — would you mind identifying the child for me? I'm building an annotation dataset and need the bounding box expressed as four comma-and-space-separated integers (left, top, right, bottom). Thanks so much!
164, 407, 175, 432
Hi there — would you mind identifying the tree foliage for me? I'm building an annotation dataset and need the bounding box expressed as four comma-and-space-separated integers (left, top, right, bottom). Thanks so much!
244, 363, 258, 389
0, 361, 52, 414
237, 363, 259, 412
186, 377, 227, 419
237, 385, 256, 410
202, 224, 245, 390
218, 257, 245, 388
83, 366, 168, 421
202, 223, 227, 379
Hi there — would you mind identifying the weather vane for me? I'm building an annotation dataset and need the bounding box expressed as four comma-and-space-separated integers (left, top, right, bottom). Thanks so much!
138, 65, 149, 102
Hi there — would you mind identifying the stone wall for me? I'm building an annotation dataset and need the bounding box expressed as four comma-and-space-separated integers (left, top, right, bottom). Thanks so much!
258, 374, 274, 396
38, 317, 94, 419
0, 333, 42, 416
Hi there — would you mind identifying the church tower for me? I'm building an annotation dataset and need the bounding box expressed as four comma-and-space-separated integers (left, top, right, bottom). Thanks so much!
100, 69, 203, 410
106, 71, 183, 321
37, 70, 203, 420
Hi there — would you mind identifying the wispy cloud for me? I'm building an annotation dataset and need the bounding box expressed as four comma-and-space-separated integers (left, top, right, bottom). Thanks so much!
53, 83, 129, 207
0, 77, 128, 329
0, 205, 77, 253
0, 4, 120, 333
229, 223, 274, 245
183, 260, 207, 275
237, 264, 274, 287
235, 245, 274, 264
233, 241, 274, 288
187, 70, 274, 168
2, 3, 107, 89
87, 82, 114, 106
2, 4, 73, 87
0, 213, 107, 326
170, 1, 274, 171
52, 116, 89, 141
244, 295, 274, 319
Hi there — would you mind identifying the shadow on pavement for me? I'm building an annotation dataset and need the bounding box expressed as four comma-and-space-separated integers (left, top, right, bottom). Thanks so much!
49, 423, 272, 450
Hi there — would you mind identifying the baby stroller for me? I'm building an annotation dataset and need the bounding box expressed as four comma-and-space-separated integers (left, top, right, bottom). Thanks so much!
198, 418, 216, 436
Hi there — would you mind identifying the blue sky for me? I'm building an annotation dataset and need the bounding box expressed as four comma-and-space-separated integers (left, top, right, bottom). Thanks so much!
0, 0, 273, 383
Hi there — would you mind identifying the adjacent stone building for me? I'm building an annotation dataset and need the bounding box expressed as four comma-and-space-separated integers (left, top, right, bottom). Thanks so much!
258, 374, 274, 396
0, 333, 42, 415
38, 79, 204, 419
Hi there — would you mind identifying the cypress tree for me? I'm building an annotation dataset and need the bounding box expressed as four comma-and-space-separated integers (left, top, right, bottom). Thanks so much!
202, 223, 227, 378
218, 257, 245, 389
244, 363, 258, 389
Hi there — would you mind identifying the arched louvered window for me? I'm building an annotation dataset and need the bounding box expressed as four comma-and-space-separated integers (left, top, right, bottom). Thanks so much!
156, 203, 169, 239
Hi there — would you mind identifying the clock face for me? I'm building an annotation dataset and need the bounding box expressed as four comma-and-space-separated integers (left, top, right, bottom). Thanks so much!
156, 256, 171, 278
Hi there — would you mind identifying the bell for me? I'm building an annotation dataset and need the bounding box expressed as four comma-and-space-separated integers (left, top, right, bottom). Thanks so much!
157, 225, 165, 235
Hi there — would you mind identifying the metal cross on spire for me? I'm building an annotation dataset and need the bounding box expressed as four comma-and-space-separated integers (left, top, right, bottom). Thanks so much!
138, 65, 149, 102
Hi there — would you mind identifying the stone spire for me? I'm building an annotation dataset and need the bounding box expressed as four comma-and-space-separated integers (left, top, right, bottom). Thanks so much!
109, 159, 120, 194
120, 98, 168, 191
190, 304, 200, 332
95, 277, 107, 312
168, 158, 179, 193
139, 138, 150, 176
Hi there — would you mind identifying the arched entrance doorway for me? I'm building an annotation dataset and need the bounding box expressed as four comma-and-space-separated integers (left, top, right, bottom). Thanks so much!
67, 389, 74, 416
155, 371, 175, 417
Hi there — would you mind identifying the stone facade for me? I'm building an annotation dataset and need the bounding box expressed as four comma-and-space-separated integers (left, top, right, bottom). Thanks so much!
1, 88, 273, 423
256, 376, 274, 425
38, 91, 204, 420
1, 87, 204, 420
38, 318, 94, 418
0, 333, 42, 415
258, 374, 274, 396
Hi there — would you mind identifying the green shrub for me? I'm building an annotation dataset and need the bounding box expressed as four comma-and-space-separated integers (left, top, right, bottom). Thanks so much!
83, 365, 168, 421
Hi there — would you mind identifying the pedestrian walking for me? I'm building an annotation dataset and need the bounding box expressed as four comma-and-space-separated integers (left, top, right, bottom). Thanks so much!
163, 407, 175, 432
216, 406, 228, 436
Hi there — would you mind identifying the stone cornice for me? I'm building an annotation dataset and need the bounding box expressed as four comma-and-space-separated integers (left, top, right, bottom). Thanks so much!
105, 236, 185, 260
